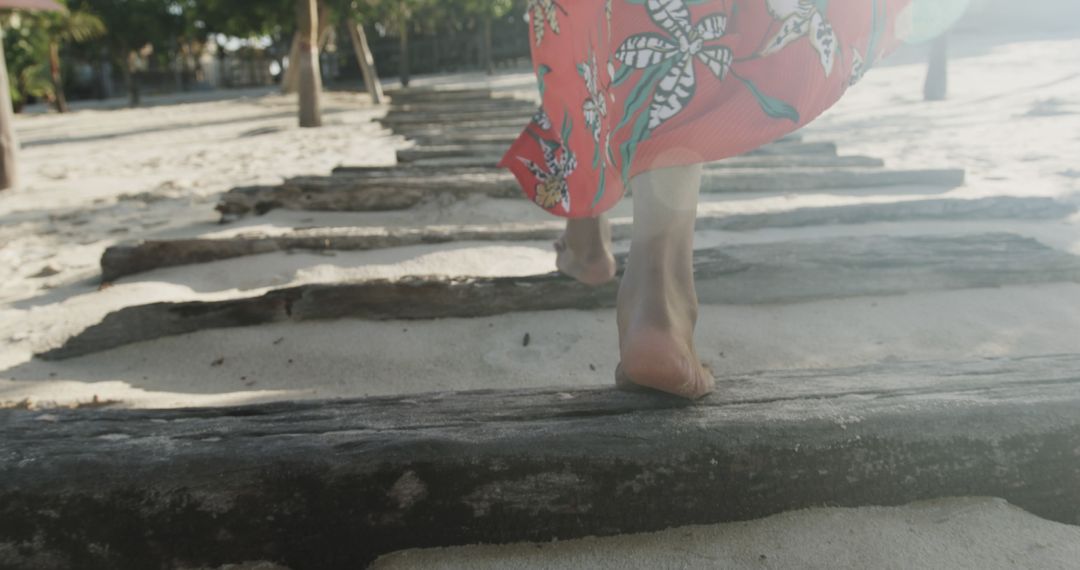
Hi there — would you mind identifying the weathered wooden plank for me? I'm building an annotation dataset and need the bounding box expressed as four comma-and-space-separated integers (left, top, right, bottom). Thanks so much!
403, 133, 523, 147
107, 197, 1076, 281
98, 224, 564, 282
2, 355, 1079, 569
52, 233, 1080, 359
386, 100, 538, 116
386, 87, 494, 102
386, 116, 532, 131
334, 153, 884, 175
397, 140, 831, 163
381, 108, 536, 125
698, 167, 966, 193
390, 125, 525, 141
217, 167, 965, 217
215, 182, 432, 219
397, 127, 806, 148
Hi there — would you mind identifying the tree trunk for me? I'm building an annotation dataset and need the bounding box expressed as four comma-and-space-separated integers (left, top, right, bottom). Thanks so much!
347, 18, 384, 104
398, 11, 410, 88
282, 32, 301, 94
924, 33, 948, 102
317, 0, 333, 49
0, 28, 19, 190
296, 0, 323, 128
48, 41, 68, 113
482, 13, 495, 75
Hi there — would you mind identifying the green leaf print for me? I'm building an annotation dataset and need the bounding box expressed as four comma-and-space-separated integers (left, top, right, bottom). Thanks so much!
611, 64, 634, 88
738, 76, 800, 123
866, 0, 883, 69
616, 59, 675, 183
594, 167, 607, 207
536, 64, 552, 97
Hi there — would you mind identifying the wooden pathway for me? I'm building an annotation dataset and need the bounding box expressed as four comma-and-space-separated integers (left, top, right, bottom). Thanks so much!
3, 85, 1079, 570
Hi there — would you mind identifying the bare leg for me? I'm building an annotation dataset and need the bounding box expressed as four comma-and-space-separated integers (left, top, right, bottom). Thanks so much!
615, 164, 715, 399
554, 216, 616, 286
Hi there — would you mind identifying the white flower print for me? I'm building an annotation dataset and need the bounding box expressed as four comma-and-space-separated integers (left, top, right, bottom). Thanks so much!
614, 0, 733, 130
761, 0, 839, 76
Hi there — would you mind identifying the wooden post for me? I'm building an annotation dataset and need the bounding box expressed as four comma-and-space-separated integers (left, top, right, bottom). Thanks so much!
924, 33, 948, 102
296, 0, 323, 128
0, 27, 18, 190
348, 18, 384, 105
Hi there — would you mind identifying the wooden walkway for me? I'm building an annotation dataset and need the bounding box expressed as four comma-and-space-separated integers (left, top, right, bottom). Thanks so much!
3, 86, 1079, 570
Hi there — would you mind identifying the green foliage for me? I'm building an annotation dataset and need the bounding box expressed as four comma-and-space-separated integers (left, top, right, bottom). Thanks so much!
2, 2, 106, 107
188, 0, 296, 41
3, 14, 51, 106
2, 0, 531, 106
73, 0, 176, 52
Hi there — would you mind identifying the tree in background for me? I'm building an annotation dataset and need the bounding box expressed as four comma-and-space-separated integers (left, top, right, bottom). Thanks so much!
75, 0, 176, 106
462, 0, 513, 75
179, 0, 292, 89
2, 12, 52, 111
342, 0, 383, 103
1, 0, 65, 191
34, 0, 105, 112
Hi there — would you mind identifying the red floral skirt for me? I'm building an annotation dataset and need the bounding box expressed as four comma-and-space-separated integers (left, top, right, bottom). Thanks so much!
500, 0, 914, 218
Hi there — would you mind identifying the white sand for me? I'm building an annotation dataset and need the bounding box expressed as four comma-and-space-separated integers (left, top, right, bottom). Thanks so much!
373, 498, 1080, 570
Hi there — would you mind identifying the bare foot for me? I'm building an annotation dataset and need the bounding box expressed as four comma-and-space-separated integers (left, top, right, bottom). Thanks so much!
615, 276, 715, 400
615, 332, 714, 399
613, 164, 714, 400
555, 216, 616, 286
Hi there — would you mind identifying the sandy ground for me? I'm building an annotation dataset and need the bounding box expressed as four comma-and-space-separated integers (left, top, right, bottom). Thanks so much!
374, 498, 1080, 570
1, 28, 1080, 570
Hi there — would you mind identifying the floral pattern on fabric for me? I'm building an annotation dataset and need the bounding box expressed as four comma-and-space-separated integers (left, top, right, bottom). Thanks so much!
501, 0, 915, 218
528, 0, 565, 46
519, 114, 578, 211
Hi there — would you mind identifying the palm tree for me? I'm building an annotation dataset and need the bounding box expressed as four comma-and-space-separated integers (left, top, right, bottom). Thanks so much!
1, 0, 65, 190
37, 5, 105, 112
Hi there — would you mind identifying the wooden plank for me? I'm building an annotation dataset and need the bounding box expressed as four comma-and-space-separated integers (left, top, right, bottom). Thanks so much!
105, 197, 1076, 281
334, 153, 883, 175
217, 167, 965, 217
386, 100, 538, 115
336, 147, 868, 172
53, 233, 1080, 359
397, 141, 838, 163
393, 123, 801, 141
400, 131, 805, 149
404, 133, 522, 146
2, 355, 1079, 569
215, 182, 431, 219
391, 124, 524, 140
698, 167, 966, 193
383, 117, 547, 131
381, 108, 535, 125
385, 87, 494, 102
